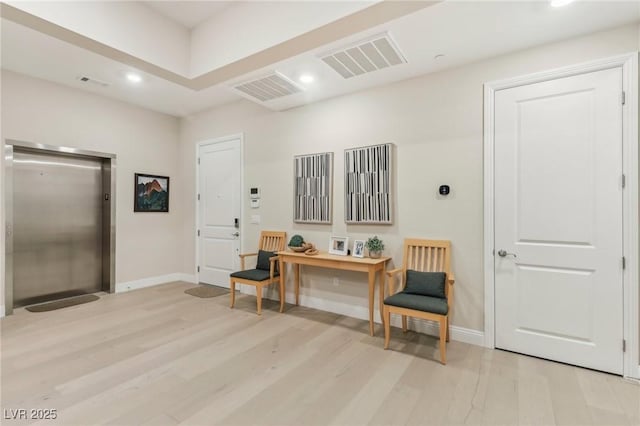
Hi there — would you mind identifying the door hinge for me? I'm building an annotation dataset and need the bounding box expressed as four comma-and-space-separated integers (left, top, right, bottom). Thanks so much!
622, 256, 626, 269
197, 193, 200, 201
197, 266, 200, 273
621, 91, 626, 105
621, 174, 626, 189
623, 339, 626, 352
197, 229, 200, 237
198, 157, 200, 165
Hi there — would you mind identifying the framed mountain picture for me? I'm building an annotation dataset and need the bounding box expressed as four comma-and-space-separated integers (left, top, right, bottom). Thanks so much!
134, 173, 169, 212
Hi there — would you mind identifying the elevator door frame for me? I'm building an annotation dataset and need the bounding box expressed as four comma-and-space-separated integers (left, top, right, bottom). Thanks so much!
4, 140, 116, 315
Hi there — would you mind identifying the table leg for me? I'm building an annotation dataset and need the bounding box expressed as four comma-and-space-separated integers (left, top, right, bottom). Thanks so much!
279, 258, 286, 313
379, 265, 386, 325
294, 264, 300, 306
368, 268, 375, 336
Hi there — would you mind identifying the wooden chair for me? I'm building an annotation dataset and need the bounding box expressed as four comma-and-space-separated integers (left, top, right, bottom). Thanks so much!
229, 231, 286, 315
383, 239, 455, 364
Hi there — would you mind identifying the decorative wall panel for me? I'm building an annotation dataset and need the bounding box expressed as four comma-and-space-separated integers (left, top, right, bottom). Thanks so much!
344, 143, 393, 224
293, 152, 333, 223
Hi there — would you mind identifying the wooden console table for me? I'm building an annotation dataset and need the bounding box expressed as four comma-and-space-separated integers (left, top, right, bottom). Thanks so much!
278, 251, 390, 336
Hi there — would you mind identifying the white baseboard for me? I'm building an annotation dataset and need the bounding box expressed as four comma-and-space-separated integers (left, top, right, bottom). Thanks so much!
624, 366, 640, 383
116, 273, 197, 293
241, 287, 484, 347
178, 274, 198, 284
398, 316, 485, 347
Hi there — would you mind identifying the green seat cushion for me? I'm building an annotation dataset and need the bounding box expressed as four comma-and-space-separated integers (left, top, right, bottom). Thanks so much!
256, 250, 278, 272
230, 269, 278, 281
384, 292, 448, 315
404, 270, 446, 299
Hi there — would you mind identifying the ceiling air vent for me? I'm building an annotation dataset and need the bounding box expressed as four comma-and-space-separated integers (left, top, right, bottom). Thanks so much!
232, 72, 303, 102
76, 75, 110, 88
320, 33, 407, 79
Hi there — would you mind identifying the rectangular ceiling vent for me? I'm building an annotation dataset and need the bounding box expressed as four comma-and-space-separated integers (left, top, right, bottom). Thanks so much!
76, 75, 110, 88
232, 72, 303, 102
320, 33, 407, 79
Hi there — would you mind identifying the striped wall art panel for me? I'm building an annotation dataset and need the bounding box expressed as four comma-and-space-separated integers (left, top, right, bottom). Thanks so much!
345, 143, 393, 224
293, 152, 333, 223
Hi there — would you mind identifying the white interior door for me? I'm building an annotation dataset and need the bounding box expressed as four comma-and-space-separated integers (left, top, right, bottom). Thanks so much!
198, 138, 241, 287
494, 67, 624, 374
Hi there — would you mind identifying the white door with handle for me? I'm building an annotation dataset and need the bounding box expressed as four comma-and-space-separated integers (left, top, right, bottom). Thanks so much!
494, 67, 624, 374
198, 137, 241, 287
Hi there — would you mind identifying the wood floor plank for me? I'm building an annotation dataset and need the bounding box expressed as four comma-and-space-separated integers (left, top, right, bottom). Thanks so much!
577, 368, 632, 426
608, 376, 640, 425
516, 354, 556, 426
1, 282, 637, 426
330, 349, 414, 425
214, 328, 372, 425
479, 349, 520, 426
178, 322, 352, 425
139, 413, 180, 426
443, 344, 485, 425
167, 320, 325, 422
543, 360, 596, 426
369, 332, 454, 426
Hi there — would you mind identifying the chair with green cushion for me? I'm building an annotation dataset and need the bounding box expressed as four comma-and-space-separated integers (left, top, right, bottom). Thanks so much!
383, 239, 455, 364
229, 231, 286, 315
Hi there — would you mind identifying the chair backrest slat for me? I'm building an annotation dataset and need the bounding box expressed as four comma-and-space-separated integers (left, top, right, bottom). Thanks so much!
434, 247, 439, 270
402, 238, 451, 275
259, 231, 287, 252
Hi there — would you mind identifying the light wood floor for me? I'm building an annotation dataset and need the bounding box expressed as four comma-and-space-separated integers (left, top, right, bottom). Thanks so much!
1, 282, 638, 426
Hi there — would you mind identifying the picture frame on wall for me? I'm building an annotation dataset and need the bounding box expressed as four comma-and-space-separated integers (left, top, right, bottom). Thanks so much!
134, 173, 169, 212
328, 236, 349, 256
352, 239, 365, 258
344, 143, 394, 224
293, 152, 333, 224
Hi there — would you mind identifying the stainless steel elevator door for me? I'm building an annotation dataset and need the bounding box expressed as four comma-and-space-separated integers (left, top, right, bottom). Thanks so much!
13, 149, 104, 307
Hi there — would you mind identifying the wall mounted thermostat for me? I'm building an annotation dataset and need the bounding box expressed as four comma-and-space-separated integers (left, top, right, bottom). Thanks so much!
249, 187, 261, 199
439, 185, 450, 196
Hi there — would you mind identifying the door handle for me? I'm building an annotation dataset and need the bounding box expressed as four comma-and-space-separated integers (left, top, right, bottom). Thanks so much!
231, 232, 240, 237
497, 250, 517, 258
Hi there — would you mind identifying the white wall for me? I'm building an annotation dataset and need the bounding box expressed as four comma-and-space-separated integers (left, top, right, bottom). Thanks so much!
0, 70, 185, 311
179, 24, 640, 333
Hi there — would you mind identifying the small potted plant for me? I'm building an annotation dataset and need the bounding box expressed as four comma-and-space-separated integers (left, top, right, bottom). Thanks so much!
365, 236, 385, 258
288, 234, 308, 252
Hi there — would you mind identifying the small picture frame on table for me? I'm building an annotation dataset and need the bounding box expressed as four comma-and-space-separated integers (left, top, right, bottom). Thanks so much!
329, 236, 349, 256
352, 240, 365, 258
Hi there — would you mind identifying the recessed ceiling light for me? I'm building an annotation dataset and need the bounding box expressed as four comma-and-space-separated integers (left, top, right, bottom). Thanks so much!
299, 74, 315, 84
550, 0, 575, 7
126, 72, 142, 83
